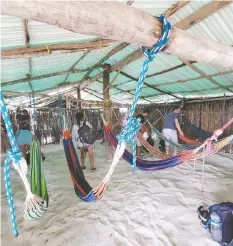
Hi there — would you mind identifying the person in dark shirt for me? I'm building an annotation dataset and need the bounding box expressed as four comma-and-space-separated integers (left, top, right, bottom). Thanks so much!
163, 106, 184, 156
15, 109, 32, 159
135, 107, 150, 158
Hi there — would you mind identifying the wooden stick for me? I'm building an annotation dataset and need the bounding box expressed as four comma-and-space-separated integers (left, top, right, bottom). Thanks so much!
1, 39, 114, 59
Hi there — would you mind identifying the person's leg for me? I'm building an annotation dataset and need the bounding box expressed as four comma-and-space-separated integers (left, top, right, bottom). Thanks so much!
88, 145, 95, 170
136, 146, 141, 158
170, 130, 178, 156
80, 148, 86, 169
136, 136, 142, 157
163, 129, 170, 155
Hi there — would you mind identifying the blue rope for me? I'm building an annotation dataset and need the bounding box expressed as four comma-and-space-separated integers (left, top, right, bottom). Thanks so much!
0, 91, 21, 237
117, 15, 171, 171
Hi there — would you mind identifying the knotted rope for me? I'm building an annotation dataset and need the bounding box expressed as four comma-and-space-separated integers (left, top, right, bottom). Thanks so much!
0, 91, 46, 237
93, 15, 171, 199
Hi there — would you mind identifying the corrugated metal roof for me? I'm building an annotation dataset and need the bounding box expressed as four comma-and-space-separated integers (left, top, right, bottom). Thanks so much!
1, 15, 26, 49
28, 20, 98, 47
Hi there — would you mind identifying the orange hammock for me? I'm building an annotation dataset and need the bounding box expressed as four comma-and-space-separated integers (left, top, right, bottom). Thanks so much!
178, 134, 201, 145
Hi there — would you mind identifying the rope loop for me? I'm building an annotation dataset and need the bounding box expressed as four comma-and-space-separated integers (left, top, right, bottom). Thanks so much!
117, 15, 171, 170
117, 118, 141, 144
141, 15, 171, 62
6, 149, 22, 164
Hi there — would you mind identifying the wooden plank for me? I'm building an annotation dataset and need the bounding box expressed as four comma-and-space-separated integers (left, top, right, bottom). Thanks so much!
119, 71, 181, 99
164, 0, 190, 18
1, 39, 115, 59
175, 1, 231, 30
63, 50, 90, 84
1, 65, 103, 86
82, 42, 129, 79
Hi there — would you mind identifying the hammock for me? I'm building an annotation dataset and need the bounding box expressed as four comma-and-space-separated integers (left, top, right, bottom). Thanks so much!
137, 132, 171, 159
148, 121, 197, 150
184, 119, 212, 140
178, 134, 201, 146
63, 121, 233, 203
29, 140, 49, 210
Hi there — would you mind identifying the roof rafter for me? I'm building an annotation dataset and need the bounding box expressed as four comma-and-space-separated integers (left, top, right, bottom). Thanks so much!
180, 59, 233, 93
119, 71, 181, 99
1, 39, 114, 59
175, 1, 231, 29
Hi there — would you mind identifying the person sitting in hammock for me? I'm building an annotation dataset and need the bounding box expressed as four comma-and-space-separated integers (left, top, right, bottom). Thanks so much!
71, 111, 96, 172
15, 109, 32, 160
163, 106, 184, 156
135, 108, 150, 157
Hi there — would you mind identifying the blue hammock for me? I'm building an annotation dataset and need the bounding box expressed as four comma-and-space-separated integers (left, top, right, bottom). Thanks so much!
184, 119, 212, 140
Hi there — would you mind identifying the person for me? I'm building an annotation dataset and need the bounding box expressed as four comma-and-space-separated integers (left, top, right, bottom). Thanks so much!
163, 106, 184, 156
15, 109, 32, 159
135, 108, 150, 157
72, 111, 96, 171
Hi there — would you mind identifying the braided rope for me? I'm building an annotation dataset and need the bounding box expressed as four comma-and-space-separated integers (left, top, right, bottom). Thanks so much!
93, 16, 171, 199
1, 91, 21, 237
1, 91, 47, 237
117, 15, 171, 171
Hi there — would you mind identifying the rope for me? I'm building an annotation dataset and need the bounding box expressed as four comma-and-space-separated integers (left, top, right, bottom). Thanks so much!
117, 15, 171, 171
93, 16, 171, 198
0, 91, 46, 237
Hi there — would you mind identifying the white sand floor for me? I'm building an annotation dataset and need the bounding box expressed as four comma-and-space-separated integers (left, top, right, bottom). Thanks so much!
1, 143, 233, 246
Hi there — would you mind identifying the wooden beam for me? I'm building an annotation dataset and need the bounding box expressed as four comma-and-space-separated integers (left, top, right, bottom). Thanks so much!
146, 61, 196, 78
120, 69, 233, 88
63, 50, 90, 84
77, 86, 82, 110
83, 42, 129, 79
2, 1, 232, 67
1, 65, 103, 86
180, 59, 233, 93
175, 1, 231, 30
164, 0, 190, 18
1, 39, 115, 59
2, 90, 103, 104
119, 71, 181, 99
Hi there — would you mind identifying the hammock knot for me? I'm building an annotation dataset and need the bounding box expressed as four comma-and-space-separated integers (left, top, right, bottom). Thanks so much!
117, 117, 141, 144
6, 149, 22, 164
141, 15, 171, 63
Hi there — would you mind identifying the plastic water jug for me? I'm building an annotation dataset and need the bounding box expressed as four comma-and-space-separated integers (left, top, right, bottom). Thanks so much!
211, 212, 222, 243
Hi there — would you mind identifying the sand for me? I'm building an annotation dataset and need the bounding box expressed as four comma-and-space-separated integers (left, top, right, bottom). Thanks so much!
1, 142, 233, 246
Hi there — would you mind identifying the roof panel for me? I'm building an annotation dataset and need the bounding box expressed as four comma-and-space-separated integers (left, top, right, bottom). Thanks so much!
1, 15, 26, 49
188, 3, 233, 45
28, 20, 98, 46
2, 82, 31, 93
31, 75, 66, 92
1, 58, 29, 83
76, 42, 121, 70
32, 52, 85, 77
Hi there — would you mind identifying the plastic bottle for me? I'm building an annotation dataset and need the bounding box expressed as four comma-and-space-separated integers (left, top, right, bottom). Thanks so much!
211, 212, 222, 243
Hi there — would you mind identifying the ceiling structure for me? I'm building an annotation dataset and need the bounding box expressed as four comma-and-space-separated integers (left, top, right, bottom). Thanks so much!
1, 0, 233, 107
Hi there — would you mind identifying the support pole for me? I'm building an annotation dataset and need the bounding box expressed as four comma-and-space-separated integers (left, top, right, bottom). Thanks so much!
103, 64, 113, 161
103, 64, 112, 126
77, 86, 82, 111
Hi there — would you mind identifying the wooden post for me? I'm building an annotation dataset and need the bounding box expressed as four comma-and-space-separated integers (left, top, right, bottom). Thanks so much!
77, 86, 82, 111
103, 64, 112, 126
103, 64, 113, 161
